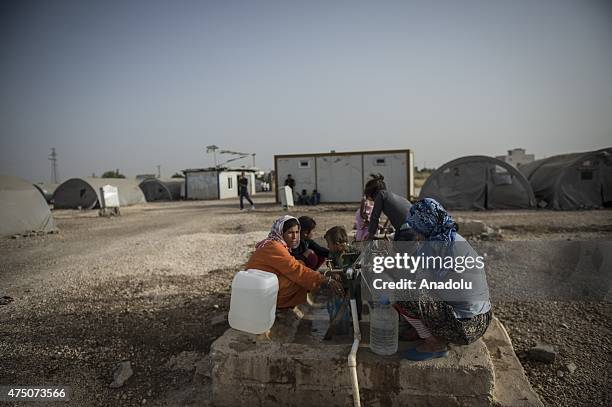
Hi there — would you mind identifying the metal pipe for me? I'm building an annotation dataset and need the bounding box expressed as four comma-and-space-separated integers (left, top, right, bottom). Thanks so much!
348, 298, 361, 407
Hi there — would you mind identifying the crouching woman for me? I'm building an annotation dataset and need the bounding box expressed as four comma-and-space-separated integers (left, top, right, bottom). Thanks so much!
396, 198, 492, 361
246, 215, 343, 309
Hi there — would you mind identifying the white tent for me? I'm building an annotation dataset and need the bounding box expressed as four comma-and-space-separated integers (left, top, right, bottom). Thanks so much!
0, 175, 56, 236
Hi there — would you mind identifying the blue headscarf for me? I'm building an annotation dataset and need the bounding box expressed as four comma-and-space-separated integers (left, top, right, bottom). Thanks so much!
405, 198, 457, 242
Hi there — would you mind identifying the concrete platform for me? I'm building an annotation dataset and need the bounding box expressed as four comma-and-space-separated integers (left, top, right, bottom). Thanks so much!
210, 302, 542, 407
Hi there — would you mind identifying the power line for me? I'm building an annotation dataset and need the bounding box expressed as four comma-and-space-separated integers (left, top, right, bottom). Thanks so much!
218, 149, 256, 168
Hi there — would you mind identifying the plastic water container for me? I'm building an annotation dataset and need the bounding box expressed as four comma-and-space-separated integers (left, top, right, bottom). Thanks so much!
369, 299, 398, 355
228, 269, 279, 334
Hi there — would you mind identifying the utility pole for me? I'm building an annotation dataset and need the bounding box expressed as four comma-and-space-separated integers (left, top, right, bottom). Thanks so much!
157, 165, 161, 178
206, 145, 219, 168
49, 148, 58, 183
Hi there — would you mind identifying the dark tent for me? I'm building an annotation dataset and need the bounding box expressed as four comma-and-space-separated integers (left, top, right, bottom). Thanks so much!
520, 148, 612, 209
0, 175, 56, 236
53, 178, 146, 209
138, 178, 184, 201
419, 155, 536, 210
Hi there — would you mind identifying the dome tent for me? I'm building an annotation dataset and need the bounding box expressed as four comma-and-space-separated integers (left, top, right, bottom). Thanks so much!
53, 178, 146, 209
419, 155, 536, 210
33, 183, 58, 203
138, 178, 184, 201
0, 175, 56, 236
520, 148, 612, 209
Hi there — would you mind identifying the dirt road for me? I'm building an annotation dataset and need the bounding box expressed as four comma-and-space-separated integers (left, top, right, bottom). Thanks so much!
1, 195, 610, 406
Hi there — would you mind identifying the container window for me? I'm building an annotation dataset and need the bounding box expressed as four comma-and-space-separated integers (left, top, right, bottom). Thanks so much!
228, 177, 233, 188
375, 158, 386, 166
299, 160, 311, 168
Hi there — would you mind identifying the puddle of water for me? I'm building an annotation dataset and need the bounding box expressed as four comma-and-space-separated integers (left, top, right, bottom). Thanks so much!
294, 302, 356, 345
309, 307, 330, 341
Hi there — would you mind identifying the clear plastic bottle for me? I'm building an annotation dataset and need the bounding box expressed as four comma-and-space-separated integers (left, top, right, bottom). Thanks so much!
369, 299, 398, 355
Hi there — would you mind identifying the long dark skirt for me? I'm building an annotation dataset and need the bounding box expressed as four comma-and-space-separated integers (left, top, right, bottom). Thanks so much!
396, 295, 492, 345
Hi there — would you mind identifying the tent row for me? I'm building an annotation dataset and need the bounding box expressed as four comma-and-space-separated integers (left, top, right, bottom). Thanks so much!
31, 178, 185, 206
52, 177, 185, 209
0, 176, 186, 236
419, 148, 611, 210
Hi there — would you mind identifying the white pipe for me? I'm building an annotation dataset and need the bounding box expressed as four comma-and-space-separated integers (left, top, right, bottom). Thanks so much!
348, 298, 361, 407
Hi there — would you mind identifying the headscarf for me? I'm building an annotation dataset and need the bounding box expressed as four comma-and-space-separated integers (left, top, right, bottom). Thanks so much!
255, 215, 300, 251
405, 198, 457, 242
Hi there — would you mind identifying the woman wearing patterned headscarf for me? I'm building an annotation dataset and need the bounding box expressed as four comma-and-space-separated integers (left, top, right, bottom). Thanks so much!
246, 215, 344, 309
395, 198, 492, 360
406, 198, 458, 242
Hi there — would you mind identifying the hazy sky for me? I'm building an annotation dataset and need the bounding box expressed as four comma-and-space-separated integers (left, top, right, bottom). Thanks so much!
1, 0, 611, 182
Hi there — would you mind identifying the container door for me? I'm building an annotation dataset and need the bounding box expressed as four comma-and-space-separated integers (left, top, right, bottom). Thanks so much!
316, 155, 362, 202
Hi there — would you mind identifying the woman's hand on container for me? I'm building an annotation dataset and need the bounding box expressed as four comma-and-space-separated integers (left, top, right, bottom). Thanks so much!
325, 270, 343, 282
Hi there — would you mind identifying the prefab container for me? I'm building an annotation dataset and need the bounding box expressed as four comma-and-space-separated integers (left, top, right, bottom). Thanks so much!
183, 168, 256, 200
274, 149, 413, 203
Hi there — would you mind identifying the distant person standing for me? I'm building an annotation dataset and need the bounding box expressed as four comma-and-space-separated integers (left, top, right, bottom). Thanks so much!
239, 171, 255, 210
284, 174, 296, 190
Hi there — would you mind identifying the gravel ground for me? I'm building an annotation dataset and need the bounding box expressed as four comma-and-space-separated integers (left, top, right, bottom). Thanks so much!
0, 194, 610, 406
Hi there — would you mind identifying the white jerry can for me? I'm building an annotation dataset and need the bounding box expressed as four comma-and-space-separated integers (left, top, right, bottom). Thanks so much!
280, 186, 294, 208
101, 185, 120, 207
228, 269, 279, 334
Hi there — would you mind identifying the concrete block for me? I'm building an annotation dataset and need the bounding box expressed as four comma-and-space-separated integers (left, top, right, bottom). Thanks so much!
211, 306, 538, 407
483, 318, 543, 407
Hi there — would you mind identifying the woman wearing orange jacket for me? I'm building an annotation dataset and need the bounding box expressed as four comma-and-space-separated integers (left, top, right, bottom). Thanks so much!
246, 215, 344, 309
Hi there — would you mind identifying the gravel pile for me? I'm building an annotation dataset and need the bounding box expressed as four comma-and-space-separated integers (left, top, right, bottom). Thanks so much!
496, 301, 611, 406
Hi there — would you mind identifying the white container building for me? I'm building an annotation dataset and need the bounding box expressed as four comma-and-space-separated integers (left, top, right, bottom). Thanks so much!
274, 149, 414, 203
183, 168, 256, 200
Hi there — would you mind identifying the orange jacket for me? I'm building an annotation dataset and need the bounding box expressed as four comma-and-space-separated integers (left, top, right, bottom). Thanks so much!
245, 240, 326, 308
